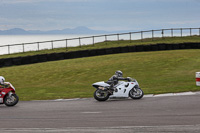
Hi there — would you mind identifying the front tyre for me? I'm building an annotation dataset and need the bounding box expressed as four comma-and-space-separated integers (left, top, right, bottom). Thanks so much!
4, 94, 19, 107
129, 88, 144, 99
94, 89, 109, 101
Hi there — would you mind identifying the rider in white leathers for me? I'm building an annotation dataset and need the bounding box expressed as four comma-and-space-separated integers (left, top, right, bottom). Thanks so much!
0, 76, 10, 89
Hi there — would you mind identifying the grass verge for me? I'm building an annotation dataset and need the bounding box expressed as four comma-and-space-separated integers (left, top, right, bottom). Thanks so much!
0, 49, 200, 101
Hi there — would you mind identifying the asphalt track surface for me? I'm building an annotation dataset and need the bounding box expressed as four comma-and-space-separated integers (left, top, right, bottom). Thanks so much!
0, 92, 200, 133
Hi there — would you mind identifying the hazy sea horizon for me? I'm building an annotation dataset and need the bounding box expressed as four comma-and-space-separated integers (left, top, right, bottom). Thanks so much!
0, 34, 97, 46
0, 34, 103, 55
0, 34, 135, 55
0, 29, 192, 55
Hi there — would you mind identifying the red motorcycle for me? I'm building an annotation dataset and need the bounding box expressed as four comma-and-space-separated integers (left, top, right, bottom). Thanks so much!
0, 82, 19, 107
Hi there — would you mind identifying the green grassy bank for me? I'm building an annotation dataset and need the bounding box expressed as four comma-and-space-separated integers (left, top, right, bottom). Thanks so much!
0, 49, 200, 101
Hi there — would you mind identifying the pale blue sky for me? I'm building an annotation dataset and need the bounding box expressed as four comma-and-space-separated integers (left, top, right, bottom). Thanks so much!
0, 0, 199, 31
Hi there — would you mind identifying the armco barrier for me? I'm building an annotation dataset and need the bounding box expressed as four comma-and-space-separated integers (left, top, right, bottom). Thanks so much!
0, 42, 200, 68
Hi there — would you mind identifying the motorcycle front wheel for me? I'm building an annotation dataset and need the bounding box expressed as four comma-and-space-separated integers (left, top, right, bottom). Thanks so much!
4, 94, 19, 107
129, 88, 144, 99
94, 89, 109, 101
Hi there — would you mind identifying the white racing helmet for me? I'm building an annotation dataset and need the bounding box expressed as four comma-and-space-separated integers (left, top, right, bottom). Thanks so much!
115, 70, 123, 77
0, 76, 5, 85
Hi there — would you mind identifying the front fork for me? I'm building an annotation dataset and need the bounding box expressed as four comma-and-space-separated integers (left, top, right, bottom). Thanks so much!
133, 85, 139, 92
8, 91, 14, 97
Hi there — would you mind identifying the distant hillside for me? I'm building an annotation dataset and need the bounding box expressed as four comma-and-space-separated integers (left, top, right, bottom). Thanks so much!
0, 26, 109, 35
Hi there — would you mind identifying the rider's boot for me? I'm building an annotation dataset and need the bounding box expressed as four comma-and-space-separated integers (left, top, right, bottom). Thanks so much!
108, 86, 115, 94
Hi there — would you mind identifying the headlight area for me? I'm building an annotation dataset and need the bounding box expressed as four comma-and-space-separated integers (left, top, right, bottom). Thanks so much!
1, 92, 6, 95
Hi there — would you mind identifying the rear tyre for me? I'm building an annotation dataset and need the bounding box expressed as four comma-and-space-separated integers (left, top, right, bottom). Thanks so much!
4, 94, 19, 107
129, 88, 143, 99
94, 89, 109, 101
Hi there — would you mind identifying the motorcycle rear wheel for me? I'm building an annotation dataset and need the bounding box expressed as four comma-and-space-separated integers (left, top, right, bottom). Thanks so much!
4, 94, 19, 107
94, 89, 109, 101
129, 88, 144, 99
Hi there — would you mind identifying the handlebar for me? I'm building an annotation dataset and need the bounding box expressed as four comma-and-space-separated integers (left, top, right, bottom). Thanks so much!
127, 77, 136, 82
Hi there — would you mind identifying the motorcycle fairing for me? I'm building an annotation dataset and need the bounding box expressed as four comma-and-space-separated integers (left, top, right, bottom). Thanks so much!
0, 87, 15, 104
110, 81, 137, 98
92, 81, 110, 89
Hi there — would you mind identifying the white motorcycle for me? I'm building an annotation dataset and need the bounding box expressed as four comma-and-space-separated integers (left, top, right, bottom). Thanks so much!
92, 77, 143, 101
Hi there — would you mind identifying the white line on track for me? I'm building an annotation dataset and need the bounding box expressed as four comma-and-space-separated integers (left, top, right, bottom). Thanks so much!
31, 91, 200, 102
80, 112, 102, 114
1, 125, 200, 133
